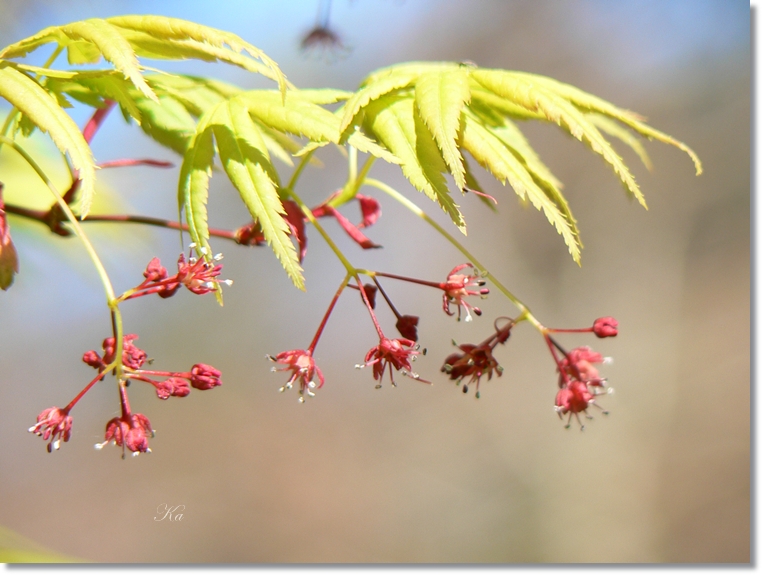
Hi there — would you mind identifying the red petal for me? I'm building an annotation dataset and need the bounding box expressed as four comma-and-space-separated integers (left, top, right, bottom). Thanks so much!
282, 200, 308, 262
356, 194, 381, 228
323, 206, 381, 249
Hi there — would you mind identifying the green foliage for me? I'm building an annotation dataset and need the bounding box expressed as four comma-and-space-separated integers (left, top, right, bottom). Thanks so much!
0, 17, 701, 288
338, 62, 701, 263
0, 64, 97, 215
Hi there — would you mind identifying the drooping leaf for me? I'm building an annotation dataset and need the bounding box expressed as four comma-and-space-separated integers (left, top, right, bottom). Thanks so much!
239, 91, 340, 142
106, 15, 287, 97
587, 113, 653, 171
460, 111, 580, 261
414, 68, 470, 190
471, 69, 648, 209
178, 107, 216, 254
0, 19, 157, 102
0, 64, 97, 215
212, 99, 304, 289
133, 94, 197, 154
512, 72, 703, 172
147, 74, 241, 117
363, 94, 465, 232
469, 85, 545, 121
485, 115, 563, 189
336, 61, 457, 136
338, 68, 422, 139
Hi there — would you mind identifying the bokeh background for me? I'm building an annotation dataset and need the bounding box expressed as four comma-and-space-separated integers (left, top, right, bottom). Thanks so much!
0, 0, 750, 564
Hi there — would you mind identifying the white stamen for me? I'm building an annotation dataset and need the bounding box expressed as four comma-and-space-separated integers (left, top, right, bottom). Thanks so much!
199, 246, 208, 255
214, 253, 223, 261
603, 356, 613, 364
223, 279, 233, 286
188, 242, 197, 249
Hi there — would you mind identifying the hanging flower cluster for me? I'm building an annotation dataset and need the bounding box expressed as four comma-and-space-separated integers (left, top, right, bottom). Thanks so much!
29, 254, 223, 457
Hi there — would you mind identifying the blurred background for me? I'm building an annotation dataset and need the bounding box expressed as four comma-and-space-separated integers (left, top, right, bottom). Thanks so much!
0, 0, 750, 564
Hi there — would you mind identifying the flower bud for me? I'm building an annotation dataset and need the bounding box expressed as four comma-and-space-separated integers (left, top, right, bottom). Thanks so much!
143, 257, 168, 282
189, 363, 222, 390
592, 317, 618, 338
395, 315, 419, 342
82, 350, 104, 369
155, 377, 191, 400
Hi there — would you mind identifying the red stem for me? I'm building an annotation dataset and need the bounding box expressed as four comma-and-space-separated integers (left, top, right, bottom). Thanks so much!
547, 327, 594, 334
372, 270, 444, 290
83, 101, 115, 145
97, 159, 174, 169
307, 278, 347, 354
356, 275, 384, 339
118, 381, 132, 418
371, 277, 402, 320
5, 205, 240, 242
64, 370, 108, 413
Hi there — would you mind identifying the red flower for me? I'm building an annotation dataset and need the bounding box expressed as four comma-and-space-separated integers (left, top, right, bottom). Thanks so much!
29, 407, 73, 452
439, 317, 513, 398
593, 316, 619, 338
555, 381, 610, 430
143, 257, 168, 282
442, 263, 489, 322
360, 337, 428, 388
441, 343, 503, 398
268, 350, 324, 402
189, 363, 222, 390
553, 346, 612, 429
96, 413, 154, 455
154, 377, 191, 399
100, 334, 148, 370
176, 249, 231, 295
82, 349, 105, 370
557, 346, 607, 388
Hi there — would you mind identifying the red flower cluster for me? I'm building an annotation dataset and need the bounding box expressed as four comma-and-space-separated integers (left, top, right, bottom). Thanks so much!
28, 407, 73, 453
268, 349, 324, 402
441, 264, 489, 322
440, 318, 513, 398
96, 412, 154, 455
553, 345, 612, 430
121, 248, 231, 302
360, 337, 428, 388
30, 332, 222, 455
